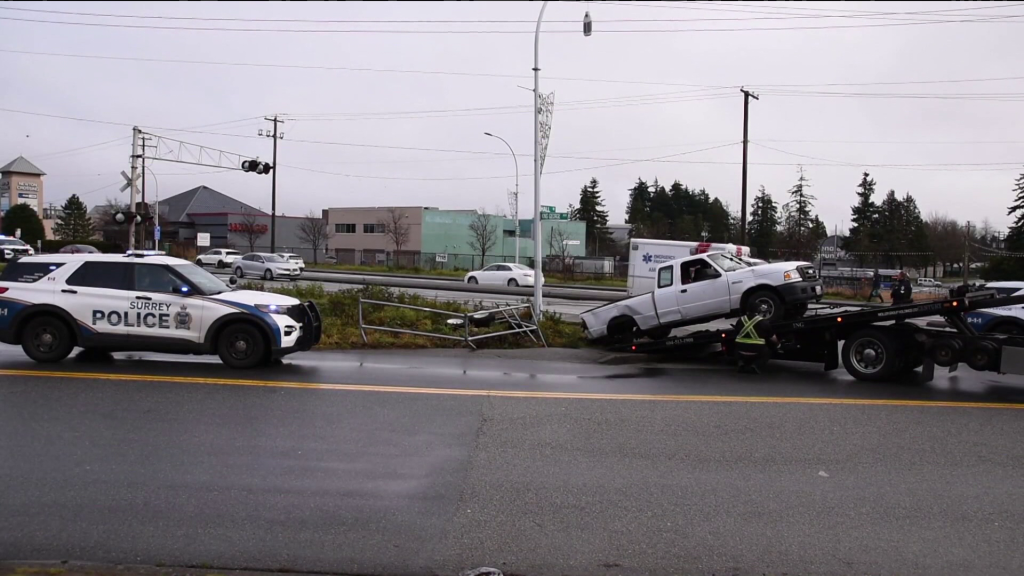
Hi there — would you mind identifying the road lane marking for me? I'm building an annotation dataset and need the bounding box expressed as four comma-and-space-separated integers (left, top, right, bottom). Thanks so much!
1, 368, 1023, 409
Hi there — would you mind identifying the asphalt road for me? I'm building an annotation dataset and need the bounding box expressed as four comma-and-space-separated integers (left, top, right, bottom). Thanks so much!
2, 345, 1024, 576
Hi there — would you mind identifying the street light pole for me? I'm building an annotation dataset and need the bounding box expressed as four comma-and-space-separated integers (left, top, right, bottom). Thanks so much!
484, 132, 519, 264
532, 1, 549, 317
531, 3, 590, 317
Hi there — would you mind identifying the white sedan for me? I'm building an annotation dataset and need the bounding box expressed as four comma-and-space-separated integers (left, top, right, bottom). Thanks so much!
464, 263, 540, 287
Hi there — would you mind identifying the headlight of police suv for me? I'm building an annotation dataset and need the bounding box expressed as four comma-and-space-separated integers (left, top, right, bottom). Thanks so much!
256, 304, 293, 315
783, 269, 801, 282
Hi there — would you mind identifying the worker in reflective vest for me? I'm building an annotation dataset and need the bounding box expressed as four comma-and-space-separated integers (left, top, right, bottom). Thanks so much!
733, 311, 779, 374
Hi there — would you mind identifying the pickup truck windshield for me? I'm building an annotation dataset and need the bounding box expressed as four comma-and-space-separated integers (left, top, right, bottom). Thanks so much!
708, 252, 749, 272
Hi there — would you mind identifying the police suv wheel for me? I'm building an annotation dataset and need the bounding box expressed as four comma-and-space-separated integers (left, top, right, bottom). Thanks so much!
21, 316, 74, 363
217, 323, 267, 369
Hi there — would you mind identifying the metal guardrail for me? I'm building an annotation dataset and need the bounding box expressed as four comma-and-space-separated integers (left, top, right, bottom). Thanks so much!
358, 299, 546, 349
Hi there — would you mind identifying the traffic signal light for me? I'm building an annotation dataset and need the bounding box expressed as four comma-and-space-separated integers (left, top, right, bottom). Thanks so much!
241, 159, 273, 175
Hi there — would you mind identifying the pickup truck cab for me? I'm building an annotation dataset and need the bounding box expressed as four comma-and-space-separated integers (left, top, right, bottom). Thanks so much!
581, 252, 823, 342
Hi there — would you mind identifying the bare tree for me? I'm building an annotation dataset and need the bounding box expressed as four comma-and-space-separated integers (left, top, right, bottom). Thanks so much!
377, 207, 410, 266
297, 210, 332, 264
237, 209, 267, 253
467, 209, 498, 267
547, 225, 575, 277
925, 212, 964, 277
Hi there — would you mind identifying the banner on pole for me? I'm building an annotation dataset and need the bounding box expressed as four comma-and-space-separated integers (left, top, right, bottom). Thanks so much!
538, 91, 555, 175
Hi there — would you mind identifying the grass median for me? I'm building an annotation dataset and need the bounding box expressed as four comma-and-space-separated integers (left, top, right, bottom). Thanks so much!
240, 281, 587, 350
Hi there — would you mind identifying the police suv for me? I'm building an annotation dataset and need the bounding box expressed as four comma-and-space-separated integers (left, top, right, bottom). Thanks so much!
0, 235, 34, 261
0, 252, 321, 368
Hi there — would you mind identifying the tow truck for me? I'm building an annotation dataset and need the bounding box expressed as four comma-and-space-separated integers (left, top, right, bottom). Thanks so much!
614, 290, 1024, 382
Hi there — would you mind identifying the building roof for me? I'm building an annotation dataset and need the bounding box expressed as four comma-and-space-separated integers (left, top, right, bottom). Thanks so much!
0, 156, 46, 176
160, 185, 267, 223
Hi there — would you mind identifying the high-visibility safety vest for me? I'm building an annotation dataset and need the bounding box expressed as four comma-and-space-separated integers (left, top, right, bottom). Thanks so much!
735, 315, 766, 346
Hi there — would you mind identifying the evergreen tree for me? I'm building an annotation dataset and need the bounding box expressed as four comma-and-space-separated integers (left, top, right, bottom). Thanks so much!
899, 193, 931, 269
572, 177, 614, 256
1, 203, 45, 245
647, 178, 674, 239
625, 177, 652, 238
781, 167, 820, 260
845, 172, 879, 266
747, 186, 779, 260
706, 197, 732, 242
875, 190, 903, 268
1006, 171, 1024, 250
52, 194, 95, 241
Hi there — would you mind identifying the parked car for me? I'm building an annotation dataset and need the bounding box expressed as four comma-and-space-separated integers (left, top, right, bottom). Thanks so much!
464, 263, 541, 287
580, 251, 823, 343
196, 249, 242, 269
275, 253, 306, 272
233, 252, 302, 281
916, 277, 942, 288
57, 244, 101, 254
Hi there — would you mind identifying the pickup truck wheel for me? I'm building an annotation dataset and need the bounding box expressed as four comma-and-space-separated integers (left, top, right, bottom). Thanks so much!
842, 328, 899, 382
746, 290, 784, 323
645, 327, 672, 341
607, 317, 640, 345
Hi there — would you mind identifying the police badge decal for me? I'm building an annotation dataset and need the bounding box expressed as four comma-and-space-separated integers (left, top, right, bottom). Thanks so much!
174, 304, 193, 330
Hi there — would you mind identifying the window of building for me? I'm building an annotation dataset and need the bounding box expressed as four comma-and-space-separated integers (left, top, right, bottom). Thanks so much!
363, 223, 384, 234
335, 223, 356, 234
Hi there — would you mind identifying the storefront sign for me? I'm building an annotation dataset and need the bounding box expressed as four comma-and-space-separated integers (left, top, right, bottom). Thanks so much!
16, 181, 38, 192
228, 222, 269, 234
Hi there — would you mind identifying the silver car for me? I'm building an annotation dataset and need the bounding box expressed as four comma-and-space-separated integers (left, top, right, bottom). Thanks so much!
233, 252, 302, 281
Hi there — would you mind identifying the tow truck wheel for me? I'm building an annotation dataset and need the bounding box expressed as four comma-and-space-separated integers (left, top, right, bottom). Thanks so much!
21, 316, 75, 363
217, 323, 267, 369
965, 340, 999, 372
745, 290, 784, 323
930, 338, 962, 368
842, 328, 899, 382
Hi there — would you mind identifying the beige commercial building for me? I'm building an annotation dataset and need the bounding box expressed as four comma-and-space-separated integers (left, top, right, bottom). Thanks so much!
0, 156, 48, 237
323, 206, 426, 264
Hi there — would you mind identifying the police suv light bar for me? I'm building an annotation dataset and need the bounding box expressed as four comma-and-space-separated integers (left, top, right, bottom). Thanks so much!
124, 250, 167, 257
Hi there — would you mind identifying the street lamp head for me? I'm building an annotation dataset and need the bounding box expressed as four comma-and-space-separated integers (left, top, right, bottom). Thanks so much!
484, 132, 493, 137
583, 12, 592, 36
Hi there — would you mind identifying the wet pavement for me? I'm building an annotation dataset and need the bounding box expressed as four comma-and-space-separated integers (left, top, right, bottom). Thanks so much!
2, 344, 1024, 576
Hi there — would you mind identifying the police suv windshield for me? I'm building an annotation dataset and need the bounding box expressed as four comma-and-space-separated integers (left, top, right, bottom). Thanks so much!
707, 252, 750, 272
172, 263, 231, 295
0, 238, 27, 246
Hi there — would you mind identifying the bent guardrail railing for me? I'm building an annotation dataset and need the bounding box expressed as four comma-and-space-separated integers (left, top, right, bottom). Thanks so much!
358, 298, 546, 349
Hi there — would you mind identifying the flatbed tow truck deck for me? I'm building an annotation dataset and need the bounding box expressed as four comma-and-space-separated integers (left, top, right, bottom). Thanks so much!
613, 290, 1024, 382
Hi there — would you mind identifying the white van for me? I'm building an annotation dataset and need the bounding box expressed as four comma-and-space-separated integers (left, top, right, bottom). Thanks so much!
626, 238, 752, 296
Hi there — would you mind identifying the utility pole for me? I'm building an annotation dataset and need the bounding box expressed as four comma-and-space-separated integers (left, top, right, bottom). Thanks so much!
739, 88, 759, 246
127, 126, 141, 251
963, 220, 972, 286
137, 134, 156, 249
264, 115, 284, 253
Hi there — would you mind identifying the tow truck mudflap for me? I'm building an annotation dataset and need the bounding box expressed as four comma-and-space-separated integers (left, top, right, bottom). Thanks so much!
290, 300, 323, 351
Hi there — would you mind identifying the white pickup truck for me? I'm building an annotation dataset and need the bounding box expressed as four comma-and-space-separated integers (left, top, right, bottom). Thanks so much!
581, 251, 824, 343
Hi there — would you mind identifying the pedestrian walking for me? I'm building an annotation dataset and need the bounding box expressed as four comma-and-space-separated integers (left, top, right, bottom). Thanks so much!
867, 269, 885, 303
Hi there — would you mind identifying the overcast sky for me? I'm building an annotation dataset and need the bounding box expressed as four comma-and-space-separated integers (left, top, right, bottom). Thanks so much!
1, 1, 1023, 233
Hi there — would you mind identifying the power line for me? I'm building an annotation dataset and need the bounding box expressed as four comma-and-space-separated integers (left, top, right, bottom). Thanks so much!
3, 11, 1024, 33
282, 142, 741, 181
751, 141, 1024, 169
8, 47, 1024, 92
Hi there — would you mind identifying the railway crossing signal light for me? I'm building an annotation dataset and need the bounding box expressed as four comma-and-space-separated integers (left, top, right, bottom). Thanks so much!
241, 159, 273, 175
